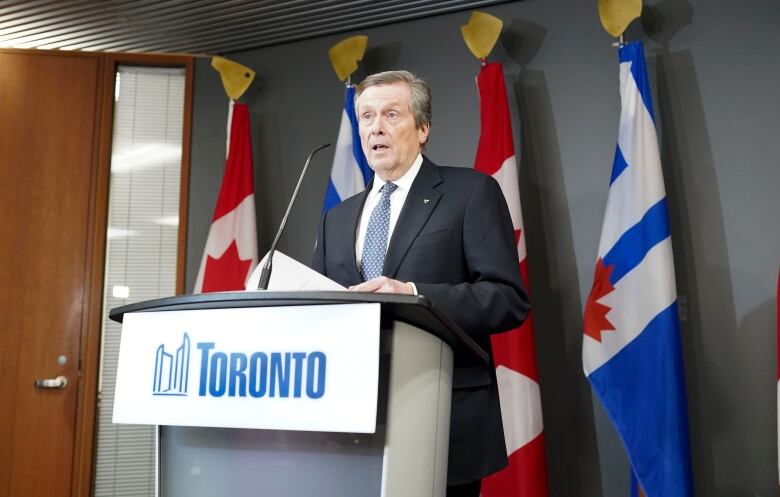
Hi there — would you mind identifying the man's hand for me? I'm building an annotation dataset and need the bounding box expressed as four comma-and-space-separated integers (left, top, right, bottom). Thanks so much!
349, 276, 414, 294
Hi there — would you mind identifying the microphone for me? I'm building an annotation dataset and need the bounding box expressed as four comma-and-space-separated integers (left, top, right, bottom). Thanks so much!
256, 143, 331, 290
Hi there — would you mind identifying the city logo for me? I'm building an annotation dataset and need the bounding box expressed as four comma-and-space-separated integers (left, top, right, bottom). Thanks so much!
150, 332, 328, 400
153, 333, 191, 396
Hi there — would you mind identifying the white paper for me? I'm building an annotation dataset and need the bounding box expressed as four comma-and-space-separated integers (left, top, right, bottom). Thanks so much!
245, 250, 345, 291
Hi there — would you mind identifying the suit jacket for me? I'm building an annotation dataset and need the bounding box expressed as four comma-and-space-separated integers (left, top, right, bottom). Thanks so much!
312, 156, 529, 485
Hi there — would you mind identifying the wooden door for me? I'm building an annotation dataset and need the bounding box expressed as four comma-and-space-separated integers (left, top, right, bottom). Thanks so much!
0, 51, 104, 497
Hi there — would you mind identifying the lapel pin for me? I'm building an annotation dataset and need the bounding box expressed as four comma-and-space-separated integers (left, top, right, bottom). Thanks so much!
424, 199, 430, 204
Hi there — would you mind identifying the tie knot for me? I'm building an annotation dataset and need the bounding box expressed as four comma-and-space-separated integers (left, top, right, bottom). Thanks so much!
382, 182, 398, 198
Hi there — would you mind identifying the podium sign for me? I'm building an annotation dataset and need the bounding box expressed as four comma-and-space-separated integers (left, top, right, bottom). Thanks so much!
113, 303, 380, 433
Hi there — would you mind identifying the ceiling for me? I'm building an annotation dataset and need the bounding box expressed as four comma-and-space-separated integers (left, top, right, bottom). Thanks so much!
0, 0, 510, 55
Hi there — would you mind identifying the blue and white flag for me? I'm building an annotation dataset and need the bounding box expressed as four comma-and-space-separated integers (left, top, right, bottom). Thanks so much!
322, 85, 372, 212
582, 41, 694, 497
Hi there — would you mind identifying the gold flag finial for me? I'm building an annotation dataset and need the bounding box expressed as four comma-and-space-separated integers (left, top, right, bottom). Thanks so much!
211, 56, 255, 100
599, 0, 642, 38
328, 35, 368, 82
460, 11, 503, 60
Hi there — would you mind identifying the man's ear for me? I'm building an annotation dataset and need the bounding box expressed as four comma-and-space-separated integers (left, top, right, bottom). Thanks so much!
418, 122, 430, 145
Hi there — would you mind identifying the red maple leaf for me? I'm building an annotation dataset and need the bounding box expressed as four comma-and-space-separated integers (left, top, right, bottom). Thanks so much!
201, 240, 253, 293
583, 258, 616, 342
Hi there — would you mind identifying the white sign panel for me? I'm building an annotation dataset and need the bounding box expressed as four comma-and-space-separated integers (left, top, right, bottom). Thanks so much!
113, 303, 380, 433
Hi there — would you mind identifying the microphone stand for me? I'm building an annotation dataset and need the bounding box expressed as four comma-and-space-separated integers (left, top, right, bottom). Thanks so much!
256, 143, 331, 290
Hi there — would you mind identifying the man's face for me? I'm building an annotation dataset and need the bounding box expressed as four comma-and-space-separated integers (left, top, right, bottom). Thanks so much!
356, 82, 429, 181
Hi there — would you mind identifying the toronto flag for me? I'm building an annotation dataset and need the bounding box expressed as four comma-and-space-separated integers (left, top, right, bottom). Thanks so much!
322, 84, 372, 212
582, 41, 694, 496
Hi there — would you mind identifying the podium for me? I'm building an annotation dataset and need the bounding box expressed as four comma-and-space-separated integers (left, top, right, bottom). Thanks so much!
109, 291, 487, 497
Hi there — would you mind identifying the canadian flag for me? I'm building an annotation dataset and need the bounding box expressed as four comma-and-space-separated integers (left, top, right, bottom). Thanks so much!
193, 102, 258, 293
475, 62, 549, 497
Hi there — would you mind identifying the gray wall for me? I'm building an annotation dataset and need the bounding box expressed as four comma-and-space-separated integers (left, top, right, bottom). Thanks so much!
186, 1, 780, 495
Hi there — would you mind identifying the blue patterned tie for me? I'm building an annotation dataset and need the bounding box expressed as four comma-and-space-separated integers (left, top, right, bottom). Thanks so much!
360, 182, 398, 281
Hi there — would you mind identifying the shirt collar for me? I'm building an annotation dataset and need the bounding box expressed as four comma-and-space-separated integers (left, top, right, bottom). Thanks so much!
369, 153, 423, 197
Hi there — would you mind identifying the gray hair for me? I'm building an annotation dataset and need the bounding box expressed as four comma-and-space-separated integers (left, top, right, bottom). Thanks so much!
355, 70, 432, 130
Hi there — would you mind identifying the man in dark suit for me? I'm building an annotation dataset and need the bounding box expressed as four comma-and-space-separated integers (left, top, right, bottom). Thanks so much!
312, 70, 529, 497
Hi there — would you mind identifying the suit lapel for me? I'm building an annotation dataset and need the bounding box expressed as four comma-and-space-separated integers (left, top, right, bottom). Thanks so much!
383, 158, 442, 278
343, 188, 371, 283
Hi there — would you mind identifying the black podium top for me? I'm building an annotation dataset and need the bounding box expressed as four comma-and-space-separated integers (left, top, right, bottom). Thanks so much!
109, 291, 487, 363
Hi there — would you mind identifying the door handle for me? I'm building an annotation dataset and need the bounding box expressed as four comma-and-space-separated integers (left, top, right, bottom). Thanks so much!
34, 375, 68, 389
